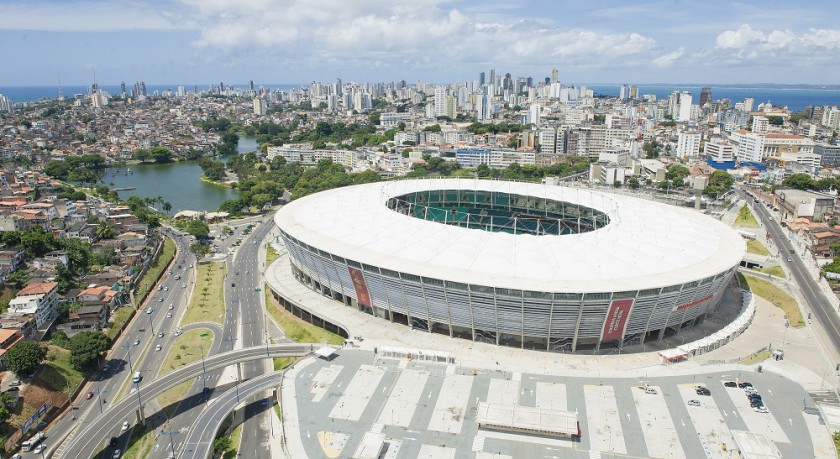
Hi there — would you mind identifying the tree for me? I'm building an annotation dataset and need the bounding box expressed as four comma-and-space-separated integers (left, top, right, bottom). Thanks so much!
781, 173, 816, 190
423, 124, 441, 133
665, 164, 690, 181
6, 270, 30, 289
68, 331, 110, 371
20, 227, 58, 257
6, 342, 46, 376
628, 178, 640, 189
190, 242, 211, 257
96, 221, 116, 240
213, 437, 232, 453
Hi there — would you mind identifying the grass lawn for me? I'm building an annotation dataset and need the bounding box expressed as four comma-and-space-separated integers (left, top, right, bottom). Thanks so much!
156, 328, 214, 416
221, 423, 244, 459
265, 244, 279, 266
123, 423, 154, 459
740, 349, 772, 365
756, 266, 786, 278
736, 204, 759, 227
742, 273, 805, 327
38, 346, 85, 394
181, 262, 226, 326
105, 306, 135, 340
265, 287, 343, 345
746, 239, 770, 256
136, 236, 176, 302
0, 285, 18, 311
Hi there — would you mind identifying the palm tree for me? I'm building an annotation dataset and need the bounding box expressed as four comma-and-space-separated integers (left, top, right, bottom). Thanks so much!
96, 221, 115, 240
162, 201, 172, 213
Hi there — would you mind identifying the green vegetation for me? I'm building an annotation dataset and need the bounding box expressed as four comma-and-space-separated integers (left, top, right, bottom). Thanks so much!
122, 423, 154, 459
265, 287, 343, 345
833, 431, 840, 459
105, 307, 134, 340
42, 154, 106, 184
222, 423, 244, 459
740, 349, 772, 365
156, 329, 214, 416
756, 266, 786, 278
199, 157, 227, 181
67, 331, 110, 371
182, 263, 226, 325
412, 155, 592, 183
643, 140, 664, 158
746, 239, 770, 256
174, 218, 210, 239
134, 146, 174, 164
741, 273, 805, 327
737, 204, 759, 227
265, 244, 279, 266
38, 346, 84, 394
6, 342, 46, 376
135, 236, 176, 302
466, 122, 527, 134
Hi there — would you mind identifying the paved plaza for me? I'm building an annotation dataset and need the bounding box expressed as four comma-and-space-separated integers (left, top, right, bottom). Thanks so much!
282, 350, 829, 459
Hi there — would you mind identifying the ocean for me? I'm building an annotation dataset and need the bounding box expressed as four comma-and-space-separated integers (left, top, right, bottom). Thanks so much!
588, 85, 840, 112
2, 83, 839, 113
0, 84, 301, 104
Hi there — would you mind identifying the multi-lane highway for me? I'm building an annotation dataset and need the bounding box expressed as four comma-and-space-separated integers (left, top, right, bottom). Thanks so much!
46, 227, 195, 459
126, 216, 278, 457
60, 344, 312, 458
180, 371, 285, 459
741, 188, 840, 354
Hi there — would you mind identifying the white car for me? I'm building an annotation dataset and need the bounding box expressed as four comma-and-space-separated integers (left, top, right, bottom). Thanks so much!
175, 330, 182, 336
121, 420, 129, 431
687, 399, 701, 406
145, 308, 153, 314
644, 387, 657, 394
166, 312, 172, 318
155, 345, 162, 352
33, 444, 45, 454
754, 406, 769, 413
168, 305, 174, 310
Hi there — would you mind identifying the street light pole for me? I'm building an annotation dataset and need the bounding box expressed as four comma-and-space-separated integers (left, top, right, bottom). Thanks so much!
122, 343, 135, 372
232, 375, 240, 403
199, 344, 207, 400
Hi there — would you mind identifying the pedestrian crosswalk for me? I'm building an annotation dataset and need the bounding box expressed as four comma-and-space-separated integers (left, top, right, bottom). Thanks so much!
371, 423, 384, 434
472, 435, 485, 452
589, 450, 602, 459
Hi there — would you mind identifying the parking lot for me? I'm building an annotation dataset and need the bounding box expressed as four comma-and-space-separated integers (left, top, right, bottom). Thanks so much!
283, 349, 823, 459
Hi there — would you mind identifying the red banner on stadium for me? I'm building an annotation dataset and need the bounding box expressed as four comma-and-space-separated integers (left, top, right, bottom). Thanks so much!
602, 299, 634, 342
673, 294, 714, 312
347, 266, 372, 307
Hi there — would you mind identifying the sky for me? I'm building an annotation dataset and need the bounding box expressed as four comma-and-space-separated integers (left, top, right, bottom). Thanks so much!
1, 0, 839, 86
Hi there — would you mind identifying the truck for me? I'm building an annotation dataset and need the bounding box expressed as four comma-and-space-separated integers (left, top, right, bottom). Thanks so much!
21, 431, 45, 451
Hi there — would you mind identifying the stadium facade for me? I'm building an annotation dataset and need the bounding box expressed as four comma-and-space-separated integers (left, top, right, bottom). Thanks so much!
273, 179, 745, 352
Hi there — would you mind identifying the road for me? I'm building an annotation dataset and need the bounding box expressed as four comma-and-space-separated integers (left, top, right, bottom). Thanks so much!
741, 188, 840, 354
46, 227, 195, 459
223, 218, 278, 459
59, 344, 314, 458
144, 216, 277, 456
180, 371, 285, 459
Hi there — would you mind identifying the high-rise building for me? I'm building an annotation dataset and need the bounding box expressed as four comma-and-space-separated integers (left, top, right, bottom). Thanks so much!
253, 97, 267, 116
678, 92, 692, 122
699, 87, 712, 106
140, 81, 147, 96
0, 94, 12, 113
743, 97, 754, 113
120, 82, 126, 97
629, 85, 638, 99
479, 72, 486, 87
619, 84, 629, 100
551, 68, 559, 84
177, 86, 186, 97
248, 80, 255, 91
676, 131, 701, 157
434, 87, 447, 118
489, 69, 495, 88
705, 138, 735, 163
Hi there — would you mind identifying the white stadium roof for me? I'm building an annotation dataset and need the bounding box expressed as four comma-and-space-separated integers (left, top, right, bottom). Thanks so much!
275, 179, 746, 293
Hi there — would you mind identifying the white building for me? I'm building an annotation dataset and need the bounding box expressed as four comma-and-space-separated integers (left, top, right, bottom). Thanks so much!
751, 116, 769, 133
266, 146, 357, 168
731, 130, 765, 163
253, 97, 267, 116
676, 131, 701, 158
8, 282, 59, 328
705, 138, 736, 163
678, 92, 692, 122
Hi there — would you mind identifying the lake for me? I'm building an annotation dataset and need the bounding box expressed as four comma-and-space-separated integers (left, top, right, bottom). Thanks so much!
103, 136, 258, 213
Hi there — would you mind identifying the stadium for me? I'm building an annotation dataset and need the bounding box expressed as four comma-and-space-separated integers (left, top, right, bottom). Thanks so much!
273, 179, 746, 352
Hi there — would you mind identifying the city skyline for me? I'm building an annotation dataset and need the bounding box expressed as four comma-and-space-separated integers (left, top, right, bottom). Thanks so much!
1, 0, 840, 86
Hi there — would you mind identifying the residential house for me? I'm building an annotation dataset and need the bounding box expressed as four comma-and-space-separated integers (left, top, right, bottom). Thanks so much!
8, 281, 59, 328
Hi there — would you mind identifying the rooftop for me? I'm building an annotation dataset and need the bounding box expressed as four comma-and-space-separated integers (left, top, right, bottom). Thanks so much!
275, 179, 745, 292
17, 281, 57, 296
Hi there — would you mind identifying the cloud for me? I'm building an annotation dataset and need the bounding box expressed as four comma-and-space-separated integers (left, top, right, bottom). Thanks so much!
713, 24, 840, 62
0, 1, 177, 31
174, 0, 660, 69
652, 48, 684, 67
